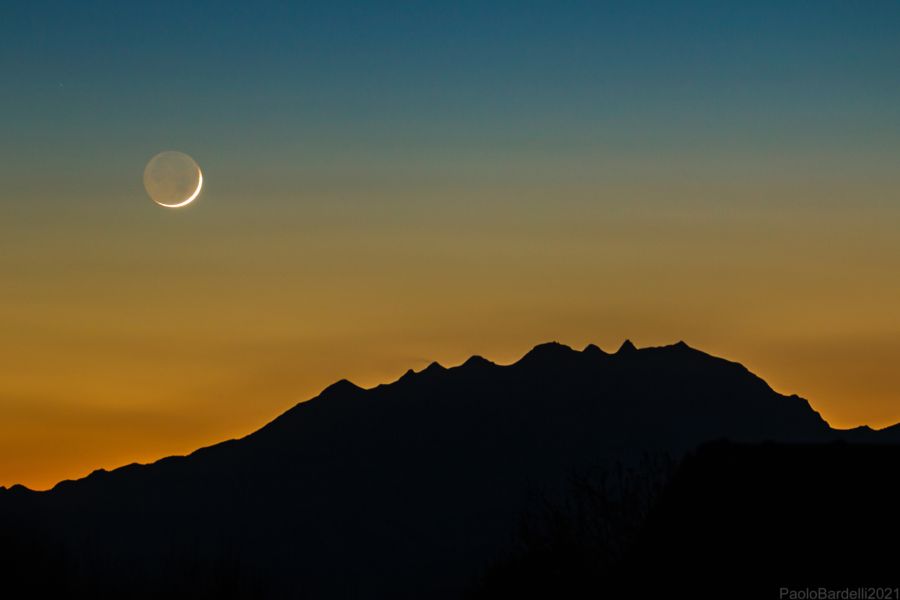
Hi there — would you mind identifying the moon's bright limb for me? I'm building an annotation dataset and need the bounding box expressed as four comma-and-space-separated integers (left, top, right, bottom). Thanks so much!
143, 151, 203, 208
156, 170, 202, 208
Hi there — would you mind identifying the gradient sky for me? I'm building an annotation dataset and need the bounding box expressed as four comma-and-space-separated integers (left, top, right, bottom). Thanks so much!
2, 0, 900, 490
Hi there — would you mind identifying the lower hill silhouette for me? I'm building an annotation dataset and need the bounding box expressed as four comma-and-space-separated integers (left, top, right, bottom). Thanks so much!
474, 440, 900, 600
1, 341, 898, 598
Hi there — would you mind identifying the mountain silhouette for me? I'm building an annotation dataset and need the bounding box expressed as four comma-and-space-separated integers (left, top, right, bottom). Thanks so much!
1, 340, 898, 598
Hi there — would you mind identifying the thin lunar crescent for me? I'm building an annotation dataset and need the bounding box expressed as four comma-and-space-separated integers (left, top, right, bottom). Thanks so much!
143, 151, 203, 208
156, 170, 202, 208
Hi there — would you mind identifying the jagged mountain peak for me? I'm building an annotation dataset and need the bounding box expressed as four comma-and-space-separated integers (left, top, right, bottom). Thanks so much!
617, 339, 638, 354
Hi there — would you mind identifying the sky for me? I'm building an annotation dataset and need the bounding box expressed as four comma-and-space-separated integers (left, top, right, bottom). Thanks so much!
2, 0, 900, 490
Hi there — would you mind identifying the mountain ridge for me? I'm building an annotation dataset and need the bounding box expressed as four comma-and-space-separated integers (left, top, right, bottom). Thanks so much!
5, 339, 896, 495
2, 339, 899, 598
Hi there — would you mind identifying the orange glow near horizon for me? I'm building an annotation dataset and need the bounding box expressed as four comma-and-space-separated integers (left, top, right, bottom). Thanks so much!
3, 168, 900, 490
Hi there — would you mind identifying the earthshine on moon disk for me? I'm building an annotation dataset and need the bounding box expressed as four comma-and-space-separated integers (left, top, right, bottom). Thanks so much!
143, 151, 203, 208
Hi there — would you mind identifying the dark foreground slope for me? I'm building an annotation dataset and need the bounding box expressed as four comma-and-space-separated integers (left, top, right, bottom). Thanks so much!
476, 441, 900, 600
0, 341, 897, 598
634, 441, 900, 597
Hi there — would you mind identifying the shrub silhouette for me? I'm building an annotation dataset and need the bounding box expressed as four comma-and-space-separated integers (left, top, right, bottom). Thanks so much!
470, 452, 675, 599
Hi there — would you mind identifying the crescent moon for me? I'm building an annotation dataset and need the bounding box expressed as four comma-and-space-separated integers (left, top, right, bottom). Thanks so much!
155, 168, 203, 208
